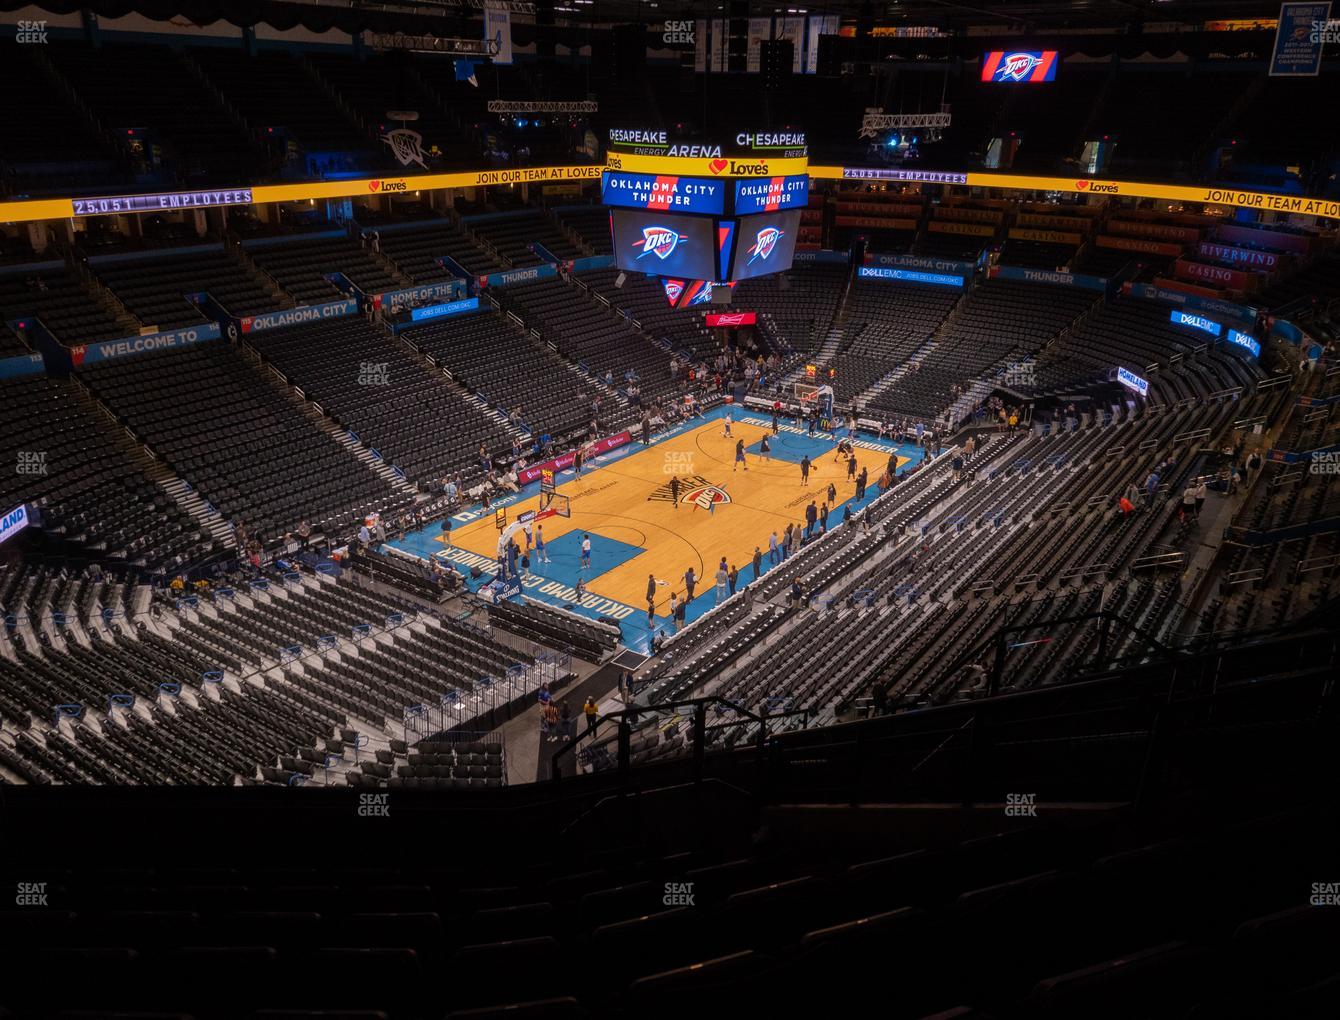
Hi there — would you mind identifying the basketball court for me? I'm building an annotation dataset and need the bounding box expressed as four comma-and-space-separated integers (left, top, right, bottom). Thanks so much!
388, 405, 923, 653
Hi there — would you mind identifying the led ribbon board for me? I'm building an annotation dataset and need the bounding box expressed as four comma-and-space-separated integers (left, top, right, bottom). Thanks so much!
601, 172, 727, 214
1171, 310, 1224, 337
858, 265, 964, 287
733, 176, 810, 214
409, 297, 481, 322
1227, 329, 1261, 357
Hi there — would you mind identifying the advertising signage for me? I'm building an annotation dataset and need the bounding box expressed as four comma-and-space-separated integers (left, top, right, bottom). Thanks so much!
72, 189, 254, 216
1226, 328, 1262, 358
706, 312, 757, 327
1117, 367, 1149, 397
1170, 309, 1224, 338
601, 171, 727, 215
733, 175, 810, 215
858, 265, 964, 288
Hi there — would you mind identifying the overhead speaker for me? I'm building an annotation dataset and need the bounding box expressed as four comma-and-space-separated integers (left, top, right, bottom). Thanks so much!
614, 272, 627, 289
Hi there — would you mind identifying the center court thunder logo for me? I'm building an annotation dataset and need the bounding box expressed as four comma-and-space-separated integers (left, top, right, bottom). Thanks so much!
746, 226, 784, 265
647, 474, 732, 508
635, 225, 687, 260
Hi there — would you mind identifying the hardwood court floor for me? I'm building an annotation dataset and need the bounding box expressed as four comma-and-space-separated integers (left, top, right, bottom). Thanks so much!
437, 412, 917, 621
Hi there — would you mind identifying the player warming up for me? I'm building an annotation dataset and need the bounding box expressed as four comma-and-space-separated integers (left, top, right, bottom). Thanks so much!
734, 438, 748, 472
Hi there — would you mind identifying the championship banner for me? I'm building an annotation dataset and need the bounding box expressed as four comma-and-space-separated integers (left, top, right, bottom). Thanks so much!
484, 1, 513, 64
1008, 228, 1083, 246
1096, 234, 1185, 258
806, 14, 840, 73
928, 220, 996, 238
1270, 2, 1330, 76
71, 323, 222, 366
746, 18, 769, 73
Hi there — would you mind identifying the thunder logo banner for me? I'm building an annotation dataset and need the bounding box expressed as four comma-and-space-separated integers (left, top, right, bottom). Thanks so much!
981, 50, 1058, 83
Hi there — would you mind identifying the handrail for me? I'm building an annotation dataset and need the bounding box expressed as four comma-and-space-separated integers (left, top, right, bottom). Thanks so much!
550, 694, 812, 781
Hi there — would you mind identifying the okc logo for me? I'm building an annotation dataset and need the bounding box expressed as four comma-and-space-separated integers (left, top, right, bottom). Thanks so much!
682, 484, 731, 509
747, 226, 783, 265
996, 53, 1043, 81
663, 280, 684, 304
635, 226, 685, 260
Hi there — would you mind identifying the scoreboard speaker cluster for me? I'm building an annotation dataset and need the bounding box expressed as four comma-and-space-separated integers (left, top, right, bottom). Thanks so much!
600, 128, 810, 308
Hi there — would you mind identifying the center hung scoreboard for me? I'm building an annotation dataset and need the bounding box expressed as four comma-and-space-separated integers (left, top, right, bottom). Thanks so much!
601, 129, 809, 307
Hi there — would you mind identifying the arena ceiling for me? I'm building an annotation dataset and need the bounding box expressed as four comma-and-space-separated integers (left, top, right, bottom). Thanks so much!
357, 0, 1292, 31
